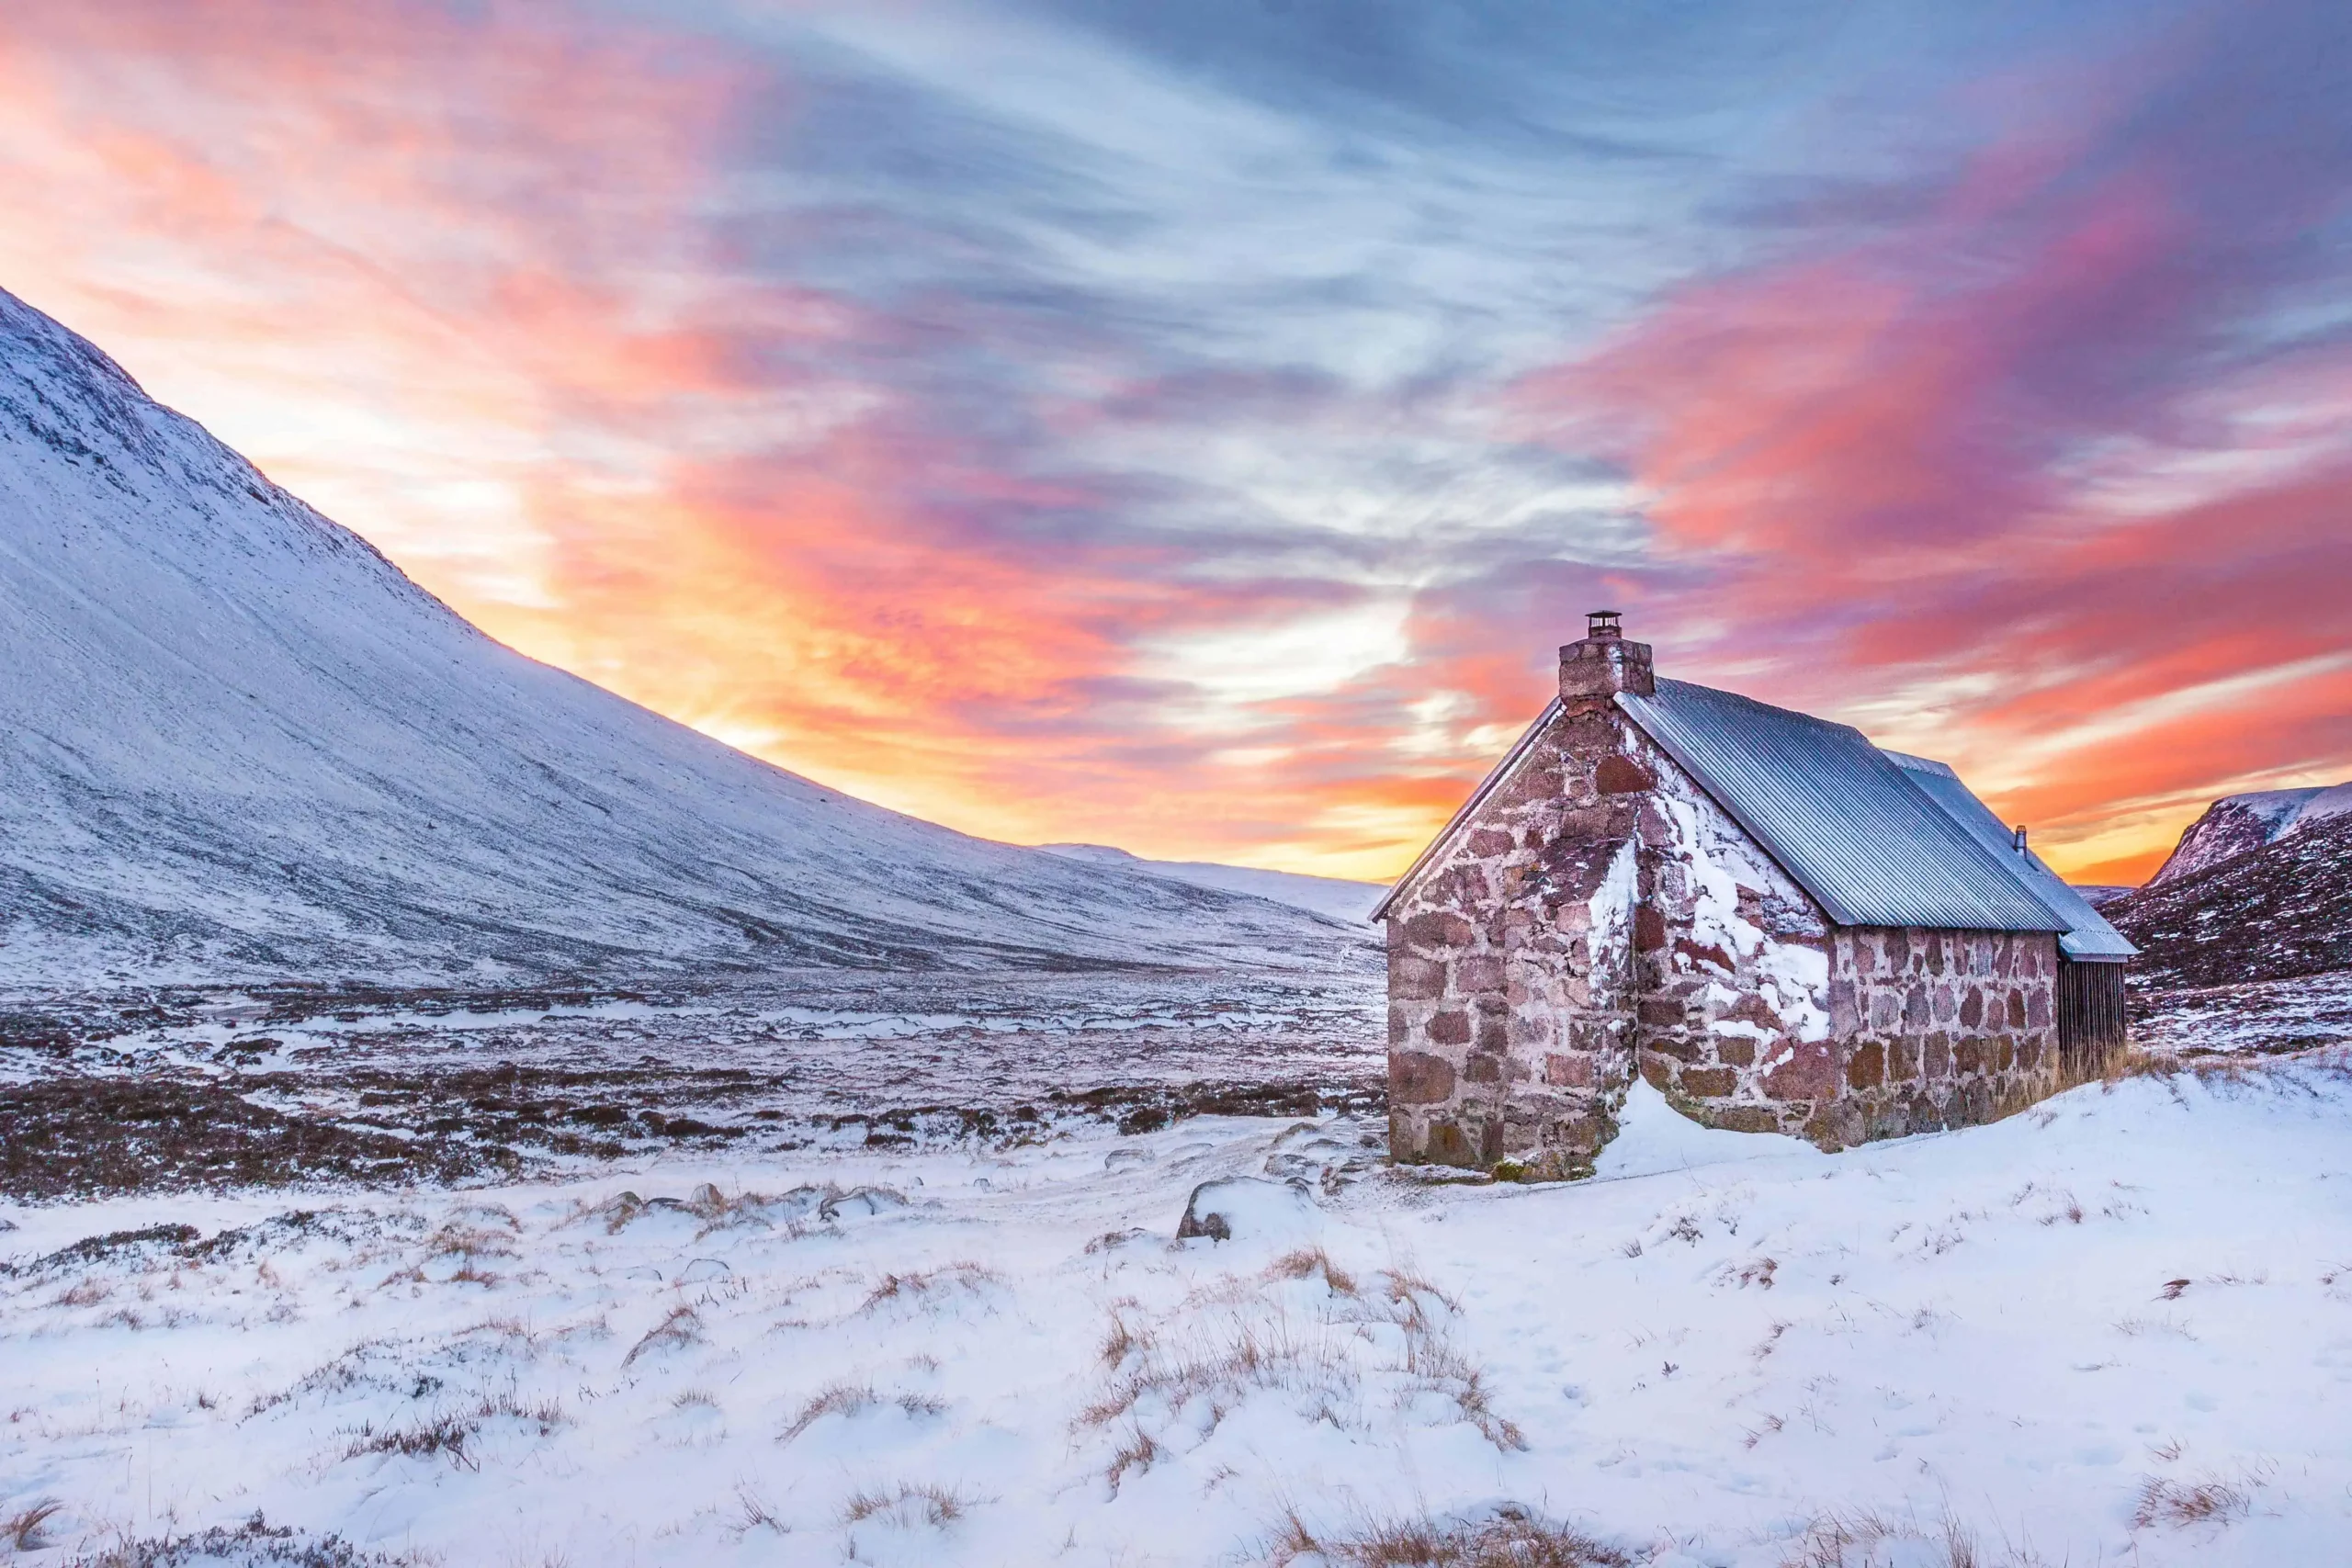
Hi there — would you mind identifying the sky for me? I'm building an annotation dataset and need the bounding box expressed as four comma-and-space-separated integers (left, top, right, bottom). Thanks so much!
4, 0, 2349, 885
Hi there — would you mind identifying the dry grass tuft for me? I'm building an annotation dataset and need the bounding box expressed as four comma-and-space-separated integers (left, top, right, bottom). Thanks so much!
734, 1485, 788, 1537
1781, 1512, 1955, 1568
1269, 1503, 1631, 1568
2132, 1475, 2251, 1529
1080, 1262, 1521, 1484
1078, 1310, 1356, 1476
621, 1304, 702, 1367
1394, 1327, 1525, 1451
7, 1499, 62, 1551
2101, 1046, 2183, 1085
1105, 1422, 1161, 1492
775, 1382, 937, 1446
341, 1412, 480, 1470
859, 1262, 1004, 1315
1381, 1269, 1461, 1315
337, 1392, 564, 1472
1267, 1247, 1359, 1296
62, 1510, 430, 1566
780, 1382, 878, 1444
1100, 1310, 1150, 1368
1776, 1506, 2064, 1567
479, 1391, 569, 1433
838, 1482, 975, 1530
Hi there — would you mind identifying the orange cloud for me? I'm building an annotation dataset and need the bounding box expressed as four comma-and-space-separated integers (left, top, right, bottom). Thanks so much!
0, 0, 1420, 874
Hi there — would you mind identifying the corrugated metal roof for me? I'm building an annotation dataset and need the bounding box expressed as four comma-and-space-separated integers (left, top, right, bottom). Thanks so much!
1617, 680, 2070, 933
1368, 697, 1562, 921
1884, 751, 2139, 962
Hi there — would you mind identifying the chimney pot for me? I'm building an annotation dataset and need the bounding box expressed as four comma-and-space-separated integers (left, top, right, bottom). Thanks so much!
1560, 611, 1654, 702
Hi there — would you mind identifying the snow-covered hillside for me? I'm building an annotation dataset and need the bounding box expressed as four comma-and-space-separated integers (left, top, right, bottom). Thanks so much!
1038, 843, 1385, 923
0, 288, 1365, 987
2151, 784, 2352, 886
2113, 810, 2352, 992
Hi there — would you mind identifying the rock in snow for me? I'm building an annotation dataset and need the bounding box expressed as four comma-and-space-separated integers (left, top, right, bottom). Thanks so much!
1175, 1176, 1319, 1244
0, 288, 1367, 987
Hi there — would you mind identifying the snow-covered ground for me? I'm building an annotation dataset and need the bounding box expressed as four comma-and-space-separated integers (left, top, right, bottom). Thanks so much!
0, 971, 1386, 1204
4, 1054, 2346, 1567
2133, 970, 2352, 1057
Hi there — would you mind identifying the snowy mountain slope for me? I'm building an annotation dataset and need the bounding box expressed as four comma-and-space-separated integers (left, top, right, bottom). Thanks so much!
2110, 809, 2352, 990
0, 288, 1363, 986
1036, 843, 1385, 922
2150, 783, 2351, 886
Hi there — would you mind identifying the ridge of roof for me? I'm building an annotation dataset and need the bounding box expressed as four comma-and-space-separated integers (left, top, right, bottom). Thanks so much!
1882, 750, 2138, 962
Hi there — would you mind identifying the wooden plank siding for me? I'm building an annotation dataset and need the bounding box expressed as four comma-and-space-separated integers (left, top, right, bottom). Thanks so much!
2055, 958, 2128, 1081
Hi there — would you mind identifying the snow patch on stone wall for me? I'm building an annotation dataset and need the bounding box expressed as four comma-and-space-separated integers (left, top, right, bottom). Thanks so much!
1650, 758, 1833, 1045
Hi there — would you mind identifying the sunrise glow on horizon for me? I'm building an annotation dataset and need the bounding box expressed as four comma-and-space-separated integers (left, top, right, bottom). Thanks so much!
6, 0, 2349, 886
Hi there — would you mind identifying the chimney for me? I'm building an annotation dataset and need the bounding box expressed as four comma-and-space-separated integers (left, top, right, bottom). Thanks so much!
1560, 609, 1655, 702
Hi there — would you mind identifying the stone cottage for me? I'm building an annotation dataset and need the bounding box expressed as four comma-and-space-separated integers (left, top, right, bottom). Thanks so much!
1374, 614, 2134, 1177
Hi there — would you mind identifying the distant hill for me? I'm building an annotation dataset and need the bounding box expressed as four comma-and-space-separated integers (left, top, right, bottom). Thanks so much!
2109, 810, 2352, 991
1038, 844, 1384, 923
0, 287, 1361, 987
2151, 784, 2352, 886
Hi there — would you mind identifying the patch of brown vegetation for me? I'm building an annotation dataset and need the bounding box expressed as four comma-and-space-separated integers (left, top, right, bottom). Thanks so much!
0, 1076, 501, 1199
621, 1304, 703, 1367
2132, 1475, 2252, 1529
1268, 1503, 1632, 1568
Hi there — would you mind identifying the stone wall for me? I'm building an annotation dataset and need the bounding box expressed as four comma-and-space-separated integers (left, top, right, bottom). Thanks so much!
1385, 695, 1645, 1179
1815, 925, 2061, 1140
1386, 635, 2064, 1171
